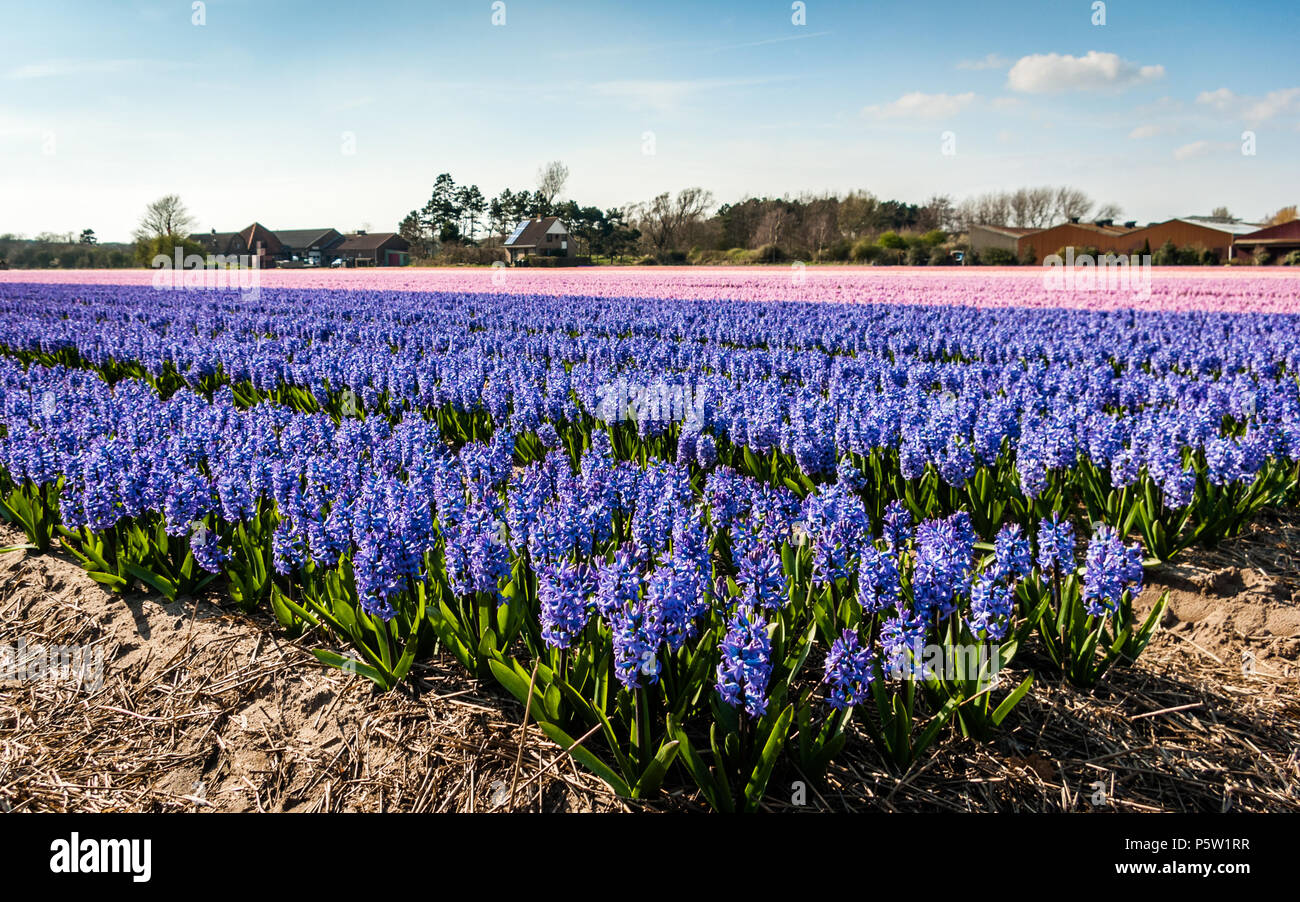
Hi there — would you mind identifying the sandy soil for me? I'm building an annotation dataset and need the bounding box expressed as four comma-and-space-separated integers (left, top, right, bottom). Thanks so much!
2, 516, 1297, 813
0, 525, 617, 813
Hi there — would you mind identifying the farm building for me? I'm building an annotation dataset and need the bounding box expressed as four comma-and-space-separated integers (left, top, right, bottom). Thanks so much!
503, 216, 572, 263
1123, 218, 1261, 262
969, 225, 1038, 260
273, 229, 344, 265
1231, 219, 1300, 263
328, 232, 411, 267
1014, 220, 1138, 265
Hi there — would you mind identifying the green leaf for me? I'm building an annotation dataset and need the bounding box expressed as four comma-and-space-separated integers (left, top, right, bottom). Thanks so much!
913, 696, 959, 758
86, 570, 129, 590
632, 739, 680, 799
667, 714, 721, 811
743, 704, 793, 812
990, 674, 1034, 726
312, 649, 390, 688
487, 658, 548, 722
537, 721, 631, 798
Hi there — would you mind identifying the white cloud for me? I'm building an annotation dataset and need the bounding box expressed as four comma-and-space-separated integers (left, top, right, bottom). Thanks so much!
957, 53, 1010, 71
1006, 51, 1164, 94
1196, 87, 1238, 112
1173, 139, 1235, 160
1197, 86, 1300, 122
1241, 89, 1299, 121
990, 96, 1022, 111
1129, 123, 1168, 139
864, 91, 976, 119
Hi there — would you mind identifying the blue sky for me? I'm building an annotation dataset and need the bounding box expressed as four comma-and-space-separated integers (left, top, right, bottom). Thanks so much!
3, 0, 1298, 241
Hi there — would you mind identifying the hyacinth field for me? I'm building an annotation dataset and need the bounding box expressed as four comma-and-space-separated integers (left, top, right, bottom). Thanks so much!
1, 269, 1298, 810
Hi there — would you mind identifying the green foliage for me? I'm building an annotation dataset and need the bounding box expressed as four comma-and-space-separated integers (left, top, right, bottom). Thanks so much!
980, 247, 1018, 266
134, 234, 210, 267
877, 230, 908, 250
1153, 239, 1179, 266
850, 239, 883, 263
1026, 572, 1167, 689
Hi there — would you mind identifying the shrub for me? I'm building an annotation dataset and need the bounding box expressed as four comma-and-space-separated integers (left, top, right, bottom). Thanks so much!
1284, 250, 1300, 266
905, 246, 929, 266
980, 247, 1017, 266
753, 244, 786, 264
1253, 245, 1273, 266
928, 246, 950, 266
1153, 240, 1179, 266
877, 231, 908, 250
850, 240, 883, 263
817, 239, 852, 262
424, 245, 504, 266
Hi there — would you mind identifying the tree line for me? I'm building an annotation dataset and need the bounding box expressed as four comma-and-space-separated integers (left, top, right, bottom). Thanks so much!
395, 166, 1155, 264
3, 182, 1295, 269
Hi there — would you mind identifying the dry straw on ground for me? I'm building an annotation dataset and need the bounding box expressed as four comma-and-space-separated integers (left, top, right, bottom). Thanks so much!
1, 515, 1296, 813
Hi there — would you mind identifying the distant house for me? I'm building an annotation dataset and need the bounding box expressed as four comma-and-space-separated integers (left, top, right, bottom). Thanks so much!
503, 216, 571, 263
327, 232, 411, 267
274, 228, 344, 265
1231, 219, 1300, 262
193, 224, 407, 266
194, 222, 282, 266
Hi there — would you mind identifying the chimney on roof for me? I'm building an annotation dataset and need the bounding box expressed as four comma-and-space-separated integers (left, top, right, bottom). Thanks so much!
1094, 218, 1113, 227
356, 229, 366, 235
1069, 216, 1079, 224
1124, 220, 1137, 229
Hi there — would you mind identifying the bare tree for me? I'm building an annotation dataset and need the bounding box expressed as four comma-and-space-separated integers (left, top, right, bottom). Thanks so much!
536, 161, 570, 209
1210, 206, 1234, 221
1053, 187, 1093, 223
799, 196, 840, 252
1009, 188, 1031, 228
633, 187, 715, 257
134, 194, 195, 241
1025, 187, 1056, 228
1094, 202, 1123, 221
837, 191, 881, 239
918, 194, 956, 232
